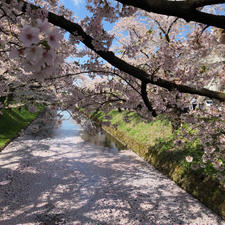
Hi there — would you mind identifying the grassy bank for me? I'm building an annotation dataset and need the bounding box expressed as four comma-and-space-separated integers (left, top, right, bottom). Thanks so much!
91, 109, 173, 146
0, 105, 44, 149
91, 109, 225, 219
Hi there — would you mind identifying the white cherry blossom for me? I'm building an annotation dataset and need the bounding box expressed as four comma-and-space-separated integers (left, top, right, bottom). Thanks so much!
42, 50, 54, 65
37, 19, 50, 33
19, 25, 40, 47
47, 28, 62, 48
186, 156, 193, 163
25, 46, 43, 65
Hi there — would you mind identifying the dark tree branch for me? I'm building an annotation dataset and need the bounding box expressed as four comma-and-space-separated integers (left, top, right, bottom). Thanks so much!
151, 17, 170, 42
167, 17, 179, 36
190, 0, 225, 8
141, 81, 157, 117
116, 0, 225, 29
140, 50, 149, 59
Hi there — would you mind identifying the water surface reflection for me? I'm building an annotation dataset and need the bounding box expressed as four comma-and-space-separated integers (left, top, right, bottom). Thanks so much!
52, 111, 82, 138
53, 111, 125, 151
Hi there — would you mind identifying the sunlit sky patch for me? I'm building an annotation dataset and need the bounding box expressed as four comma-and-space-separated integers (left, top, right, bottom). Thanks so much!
60, 0, 115, 65
72, 0, 82, 6
60, 0, 89, 20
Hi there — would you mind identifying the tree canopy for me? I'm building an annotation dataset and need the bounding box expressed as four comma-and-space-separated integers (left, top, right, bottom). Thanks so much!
1, 0, 225, 178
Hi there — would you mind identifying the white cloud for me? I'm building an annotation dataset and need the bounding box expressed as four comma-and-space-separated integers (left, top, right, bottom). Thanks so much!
72, 0, 82, 6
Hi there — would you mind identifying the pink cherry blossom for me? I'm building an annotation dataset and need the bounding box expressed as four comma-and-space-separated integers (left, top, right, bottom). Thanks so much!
213, 161, 223, 170
19, 25, 40, 47
37, 19, 50, 33
47, 28, 62, 48
42, 50, 54, 65
186, 156, 193, 163
25, 46, 43, 65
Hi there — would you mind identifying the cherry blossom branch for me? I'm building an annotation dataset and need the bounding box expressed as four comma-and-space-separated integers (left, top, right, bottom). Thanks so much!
46, 70, 141, 95
45, 5, 225, 102
110, 72, 141, 95
98, 98, 124, 107
139, 50, 149, 59
151, 18, 170, 42
167, 18, 179, 37
81, 95, 126, 109
5, 0, 225, 102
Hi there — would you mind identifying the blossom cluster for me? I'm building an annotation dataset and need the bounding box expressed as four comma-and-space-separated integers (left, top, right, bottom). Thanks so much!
10, 18, 63, 80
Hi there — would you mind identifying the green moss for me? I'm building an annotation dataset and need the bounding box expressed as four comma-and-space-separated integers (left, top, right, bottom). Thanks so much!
0, 105, 44, 149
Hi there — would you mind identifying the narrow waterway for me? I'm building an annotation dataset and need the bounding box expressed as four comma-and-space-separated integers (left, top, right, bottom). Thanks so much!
53, 111, 125, 151
0, 111, 224, 224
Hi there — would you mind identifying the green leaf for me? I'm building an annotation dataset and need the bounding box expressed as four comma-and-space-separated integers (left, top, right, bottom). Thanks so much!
147, 29, 153, 34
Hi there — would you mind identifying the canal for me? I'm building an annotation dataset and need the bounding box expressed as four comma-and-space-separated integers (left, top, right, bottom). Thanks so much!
52, 110, 125, 152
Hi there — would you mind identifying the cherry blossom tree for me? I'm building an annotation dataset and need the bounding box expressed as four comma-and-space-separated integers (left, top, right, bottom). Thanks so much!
1, 0, 225, 109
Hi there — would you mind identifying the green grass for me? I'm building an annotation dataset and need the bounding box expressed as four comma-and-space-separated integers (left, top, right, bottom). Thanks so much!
91, 109, 173, 146
108, 110, 172, 146
0, 105, 44, 148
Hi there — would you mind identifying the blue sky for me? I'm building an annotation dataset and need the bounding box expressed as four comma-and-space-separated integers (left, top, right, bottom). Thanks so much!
60, 0, 114, 31
60, 0, 115, 64
60, 0, 89, 20
60, 0, 90, 64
